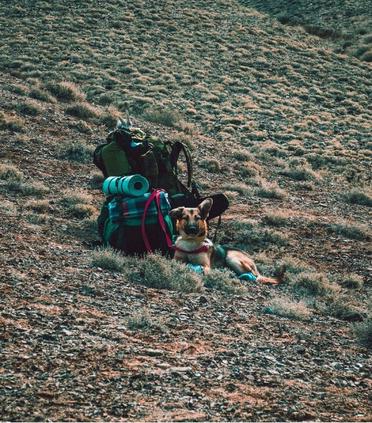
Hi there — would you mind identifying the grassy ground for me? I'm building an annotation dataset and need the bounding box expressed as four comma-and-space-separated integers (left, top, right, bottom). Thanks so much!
0, 0, 371, 421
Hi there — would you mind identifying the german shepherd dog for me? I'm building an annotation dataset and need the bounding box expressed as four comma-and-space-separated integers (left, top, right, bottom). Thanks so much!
169, 198, 283, 284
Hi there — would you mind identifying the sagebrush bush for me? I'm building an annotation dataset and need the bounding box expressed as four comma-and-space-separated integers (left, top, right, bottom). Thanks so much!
262, 211, 289, 227
126, 253, 202, 293
327, 223, 370, 241
60, 140, 94, 163
280, 166, 318, 181
4, 179, 49, 196
91, 247, 126, 272
340, 273, 364, 289
292, 271, 338, 297
127, 310, 165, 332
65, 102, 99, 120
68, 203, 96, 218
354, 319, 372, 348
256, 181, 287, 199
219, 220, 288, 252
0, 112, 24, 132
60, 190, 92, 207
268, 296, 311, 320
343, 189, 372, 207
25, 199, 50, 213
29, 88, 53, 103
46, 81, 85, 102
15, 100, 42, 116
278, 256, 313, 275
200, 158, 221, 173
0, 163, 23, 181
326, 298, 363, 322
143, 108, 182, 127
204, 269, 246, 294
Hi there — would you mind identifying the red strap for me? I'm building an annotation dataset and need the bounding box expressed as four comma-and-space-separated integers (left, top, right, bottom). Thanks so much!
141, 190, 157, 253
141, 190, 174, 253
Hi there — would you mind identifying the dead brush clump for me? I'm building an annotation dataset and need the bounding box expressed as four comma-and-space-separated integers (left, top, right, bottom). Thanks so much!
25, 199, 50, 213
340, 273, 364, 289
204, 269, 246, 295
29, 87, 54, 103
262, 210, 290, 227
45, 81, 85, 102
127, 310, 165, 333
325, 297, 364, 322
235, 161, 262, 179
59, 190, 95, 217
267, 295, 311, 320
0, 163, 23, 181
65, 102, 100, 120
255, 181, 287, 200
291, 271, 339, 297
222, 182, 252, 197
143, 108, 182, 128
0, 112, 24, 132
14, 100, 42, 116
280, 165, 319, 181
354, 317, 372, 349
230, 150, 254, 162
326, 222, 370, 241
59, 140, 95, 164
124, 253, 203, 294
219, 220, 288, 252
343, 188, 372, 207
4, 178, 49, 197
200, 158, 221, 173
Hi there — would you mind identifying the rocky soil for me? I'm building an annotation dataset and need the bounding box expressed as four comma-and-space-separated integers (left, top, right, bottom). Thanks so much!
0, 0, 371, 421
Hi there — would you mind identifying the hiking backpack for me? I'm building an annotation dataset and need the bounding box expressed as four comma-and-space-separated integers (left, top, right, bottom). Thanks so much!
93, 128, 198, 199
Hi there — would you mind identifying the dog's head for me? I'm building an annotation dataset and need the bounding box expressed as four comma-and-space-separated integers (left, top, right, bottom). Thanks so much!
169, 198, 213, 240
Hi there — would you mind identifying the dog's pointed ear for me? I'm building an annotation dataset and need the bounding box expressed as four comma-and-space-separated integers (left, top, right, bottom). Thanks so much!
198, 198, 213, 220
169, 207, 184, 220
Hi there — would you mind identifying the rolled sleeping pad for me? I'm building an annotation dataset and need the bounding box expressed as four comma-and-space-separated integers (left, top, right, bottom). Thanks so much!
102, 174, 149, 197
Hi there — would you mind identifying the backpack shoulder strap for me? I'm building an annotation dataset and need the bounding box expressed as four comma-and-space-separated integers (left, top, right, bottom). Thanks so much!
170, 141, 193, 188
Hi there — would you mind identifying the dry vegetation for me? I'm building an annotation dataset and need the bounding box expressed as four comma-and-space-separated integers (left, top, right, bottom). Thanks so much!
0, 0, 371, 421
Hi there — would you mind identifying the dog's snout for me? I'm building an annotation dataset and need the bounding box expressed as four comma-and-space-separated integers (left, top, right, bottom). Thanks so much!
185, 224, 199, 235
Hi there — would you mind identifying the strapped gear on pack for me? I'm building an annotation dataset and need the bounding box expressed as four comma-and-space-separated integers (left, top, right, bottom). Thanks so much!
102, 189, 174, 256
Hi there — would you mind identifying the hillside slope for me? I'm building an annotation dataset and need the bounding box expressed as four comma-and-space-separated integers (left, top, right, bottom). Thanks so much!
0, 0, 371, 421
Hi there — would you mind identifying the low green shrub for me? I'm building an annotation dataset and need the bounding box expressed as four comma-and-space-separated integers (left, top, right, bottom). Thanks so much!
340, 273, 364, 289
65, 103, 99, 120
46, 81, 85, 102
354, 319, 372, 349
15, 101, 42, 116
292, 271, 338, 297
204, 269, 246, 294
143, 108, 182, 127
91, 247, 126, 272
343, 189, 372, 207
0, 163, 23, 181
126, 253, 202, 293
60, 140, 94, 163
326, 223, 370, 241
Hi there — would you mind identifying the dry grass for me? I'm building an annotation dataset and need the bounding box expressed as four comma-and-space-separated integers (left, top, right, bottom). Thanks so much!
268, 296, 311, 320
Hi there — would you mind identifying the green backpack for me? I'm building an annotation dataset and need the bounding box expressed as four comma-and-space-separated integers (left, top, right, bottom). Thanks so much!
93, 118, 197, 198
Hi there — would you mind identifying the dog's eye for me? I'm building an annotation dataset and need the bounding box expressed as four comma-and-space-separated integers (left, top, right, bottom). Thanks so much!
195, 215, 201, 221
